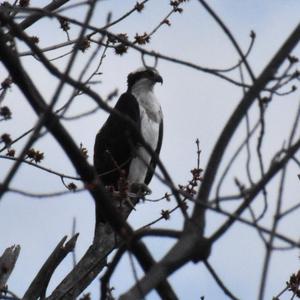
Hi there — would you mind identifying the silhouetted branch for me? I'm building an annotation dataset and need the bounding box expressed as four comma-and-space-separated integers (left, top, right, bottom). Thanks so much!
23, 235, 78, 300
0, 12, 177, 300
211, 135, 300, 242
19, 0, 70, 30
204, 261, 239, 300
0, 1, 299, 299
0, 155, 81, 181
191, 22, 300, 234
0, 246, 20, 291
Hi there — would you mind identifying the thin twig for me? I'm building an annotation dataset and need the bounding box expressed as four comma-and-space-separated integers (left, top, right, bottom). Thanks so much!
204, 261, 239, 300
0, 155, 81, 180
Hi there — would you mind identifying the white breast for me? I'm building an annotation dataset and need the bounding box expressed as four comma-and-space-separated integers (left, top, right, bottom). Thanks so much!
128, 85, 162, 184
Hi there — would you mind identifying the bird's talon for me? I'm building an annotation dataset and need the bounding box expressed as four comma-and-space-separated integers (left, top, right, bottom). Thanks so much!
130, 182, 152, 197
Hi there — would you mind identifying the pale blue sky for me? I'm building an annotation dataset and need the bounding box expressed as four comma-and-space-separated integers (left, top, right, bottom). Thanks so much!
1, 1, 300, 299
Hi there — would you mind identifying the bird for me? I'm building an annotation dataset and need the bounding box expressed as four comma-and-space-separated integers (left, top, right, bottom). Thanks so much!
94, 67, 163, 220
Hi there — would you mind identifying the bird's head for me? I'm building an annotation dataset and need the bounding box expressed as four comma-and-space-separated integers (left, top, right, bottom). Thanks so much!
127, 67, 163, 91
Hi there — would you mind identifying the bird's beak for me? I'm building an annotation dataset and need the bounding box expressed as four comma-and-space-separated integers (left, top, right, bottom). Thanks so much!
155, 74, 163, 84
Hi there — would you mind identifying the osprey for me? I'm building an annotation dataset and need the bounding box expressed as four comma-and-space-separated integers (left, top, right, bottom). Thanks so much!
94, 67, 163, 198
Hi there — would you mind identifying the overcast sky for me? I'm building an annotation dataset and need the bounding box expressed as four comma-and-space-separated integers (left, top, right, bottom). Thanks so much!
1, 1, 300, 299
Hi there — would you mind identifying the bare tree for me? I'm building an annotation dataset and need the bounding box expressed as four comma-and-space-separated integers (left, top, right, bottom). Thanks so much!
0, 0, 300, 299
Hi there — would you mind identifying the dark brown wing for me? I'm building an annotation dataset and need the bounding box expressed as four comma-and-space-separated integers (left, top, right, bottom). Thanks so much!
93, 93, 140, 188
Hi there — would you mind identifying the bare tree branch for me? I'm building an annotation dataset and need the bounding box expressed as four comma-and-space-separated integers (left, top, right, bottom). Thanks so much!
0, 246, 20, 291
23, 235, 78, 300
191, 22, 300, 233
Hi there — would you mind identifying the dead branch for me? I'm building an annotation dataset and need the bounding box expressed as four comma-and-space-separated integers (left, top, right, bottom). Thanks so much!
0, 246, 20, 292
23, 235, 78, 300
